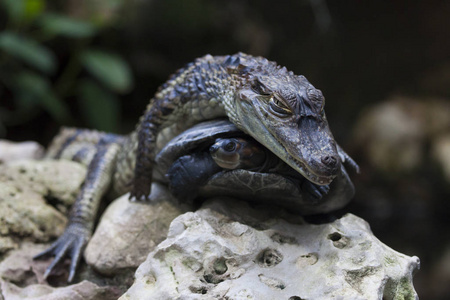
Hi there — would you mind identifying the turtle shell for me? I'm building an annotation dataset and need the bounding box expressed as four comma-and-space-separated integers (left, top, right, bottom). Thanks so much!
155, 119, 355, 215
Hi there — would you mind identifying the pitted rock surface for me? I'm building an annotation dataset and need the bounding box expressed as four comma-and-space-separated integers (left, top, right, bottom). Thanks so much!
0, 160, 86, 253
121, 198, 420, 300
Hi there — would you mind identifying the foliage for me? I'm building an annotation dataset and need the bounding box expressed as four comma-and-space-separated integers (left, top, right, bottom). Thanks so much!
0, 0, 133, 133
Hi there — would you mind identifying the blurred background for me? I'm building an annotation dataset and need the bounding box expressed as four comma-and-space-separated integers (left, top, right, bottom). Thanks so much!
0, 0, 449, 298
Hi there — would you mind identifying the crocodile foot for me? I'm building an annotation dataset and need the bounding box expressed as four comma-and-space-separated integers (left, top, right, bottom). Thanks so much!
33, 223, 90, 283
337, 144, 360, 173
301, 180, 330, 201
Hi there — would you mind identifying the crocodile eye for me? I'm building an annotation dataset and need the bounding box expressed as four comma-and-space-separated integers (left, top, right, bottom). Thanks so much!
224, 141, 237, 152
269, 96, 292, 117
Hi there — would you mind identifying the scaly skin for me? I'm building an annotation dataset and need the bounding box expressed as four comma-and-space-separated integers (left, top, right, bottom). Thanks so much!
132, 53, 341, 200
35, 53, 346, 282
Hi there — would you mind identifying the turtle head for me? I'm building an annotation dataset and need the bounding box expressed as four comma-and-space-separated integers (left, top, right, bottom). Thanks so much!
227, 57, 340, 185
210, 137, 266, 170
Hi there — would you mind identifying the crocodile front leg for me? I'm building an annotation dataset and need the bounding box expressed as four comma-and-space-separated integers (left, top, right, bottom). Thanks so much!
34, 137, 122, 282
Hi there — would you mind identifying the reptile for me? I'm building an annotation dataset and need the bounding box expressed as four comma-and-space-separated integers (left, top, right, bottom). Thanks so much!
35, 53, 351, 282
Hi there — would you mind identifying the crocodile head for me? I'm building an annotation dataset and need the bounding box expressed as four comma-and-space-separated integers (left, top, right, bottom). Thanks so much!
227, 57, 340, 185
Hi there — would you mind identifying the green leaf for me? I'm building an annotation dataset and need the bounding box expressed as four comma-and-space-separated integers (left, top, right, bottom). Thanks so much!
13, 71, 71, 123
1, 0, 45, 23
1, 0, 24, 23
39, 13, 97, 38
24, 0, 45, 22
0, 31, 56, 74
80, 49, 132, 93
78, 80, 120, 131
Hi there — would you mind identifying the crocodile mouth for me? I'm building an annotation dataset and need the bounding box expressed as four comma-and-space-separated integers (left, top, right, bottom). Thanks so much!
293, 157, 335, 185
270, 134, 335, 185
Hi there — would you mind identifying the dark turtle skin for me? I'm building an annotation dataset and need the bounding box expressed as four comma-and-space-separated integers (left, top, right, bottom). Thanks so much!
210, 137, 332, 199
156, 119, 358, 215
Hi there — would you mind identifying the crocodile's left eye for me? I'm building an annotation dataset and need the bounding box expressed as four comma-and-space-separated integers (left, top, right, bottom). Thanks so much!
269, 96, 292, 117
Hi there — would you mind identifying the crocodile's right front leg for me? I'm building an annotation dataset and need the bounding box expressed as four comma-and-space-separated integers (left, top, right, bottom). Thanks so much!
34, 134, 122, 282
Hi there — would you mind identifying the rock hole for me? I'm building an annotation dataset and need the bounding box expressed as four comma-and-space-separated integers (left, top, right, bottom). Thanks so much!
189, 285, 208, 294
328, 232, 349, 249
271, 232, 297, 244
328, 232, 342, 241
296, 253, 318, 267
257, 248, 283, 267
289, 296, 305, 300
258, 274, 285, 290
203, 273, 224, 284
213, 257, 227, 275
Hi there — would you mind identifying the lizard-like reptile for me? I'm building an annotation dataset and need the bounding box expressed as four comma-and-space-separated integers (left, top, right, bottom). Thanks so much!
35, 53, 353, 282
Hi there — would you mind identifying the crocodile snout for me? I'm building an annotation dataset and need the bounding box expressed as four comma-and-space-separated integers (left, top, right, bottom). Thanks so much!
321, 154, 339, 172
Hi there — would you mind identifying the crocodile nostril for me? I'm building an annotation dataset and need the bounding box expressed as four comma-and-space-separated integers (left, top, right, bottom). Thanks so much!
321, 155, 338, 168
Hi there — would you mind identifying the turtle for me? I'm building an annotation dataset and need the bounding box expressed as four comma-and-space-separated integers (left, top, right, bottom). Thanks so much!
154, 119, 358, 215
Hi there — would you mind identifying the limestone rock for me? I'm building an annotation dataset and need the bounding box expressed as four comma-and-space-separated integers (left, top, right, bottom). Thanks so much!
0, 140, 44, 164
0, 160, 87, 207
0, 160, 86, 253
0, 278, 121, 300
122, 198, 420, 300
85, 183, 192, 276
0, 242, 55, 286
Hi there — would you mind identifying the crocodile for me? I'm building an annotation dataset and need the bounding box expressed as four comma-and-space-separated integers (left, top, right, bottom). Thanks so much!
35, 53, 349, 282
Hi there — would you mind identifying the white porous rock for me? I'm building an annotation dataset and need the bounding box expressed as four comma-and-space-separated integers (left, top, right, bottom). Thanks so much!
0, 140, 44, 164
0, 160, 86, 252
84, 183, 192, 276
122, 198, 420, 300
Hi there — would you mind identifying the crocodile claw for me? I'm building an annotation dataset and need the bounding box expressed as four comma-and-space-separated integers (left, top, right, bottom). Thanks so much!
337, 144, 360, 173
34, 223, 90, 283
301, 180, 330, 200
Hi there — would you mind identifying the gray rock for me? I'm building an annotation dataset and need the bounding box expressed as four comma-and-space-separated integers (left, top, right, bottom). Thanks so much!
0, 160, 87, 253
84, 183, 192, 276
0, 140, 44, 164
0, 278, 121, 300
121, 198, 420, 300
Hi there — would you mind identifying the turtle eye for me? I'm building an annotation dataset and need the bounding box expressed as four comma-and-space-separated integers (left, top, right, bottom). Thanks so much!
269, 96, 292, 117
224, 141, 237, 152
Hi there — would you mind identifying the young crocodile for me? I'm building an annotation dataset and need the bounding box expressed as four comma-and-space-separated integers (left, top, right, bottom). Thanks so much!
35, 53, 348, 282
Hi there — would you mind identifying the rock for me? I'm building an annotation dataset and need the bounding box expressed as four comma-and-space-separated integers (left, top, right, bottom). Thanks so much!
0, 160, 87, 207
0, 160, 86, 254
0, 278, 122, 300
432, 134, 450, 183
0, 140, 44, 164
121, 198, 420, 300
354, 96, 426, 173
354, 96, 450, 174
84, 183, 192, 276
0, 242, 55, 286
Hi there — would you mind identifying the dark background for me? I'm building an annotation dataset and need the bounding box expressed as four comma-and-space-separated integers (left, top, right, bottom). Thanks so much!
1, 0, 449, 298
